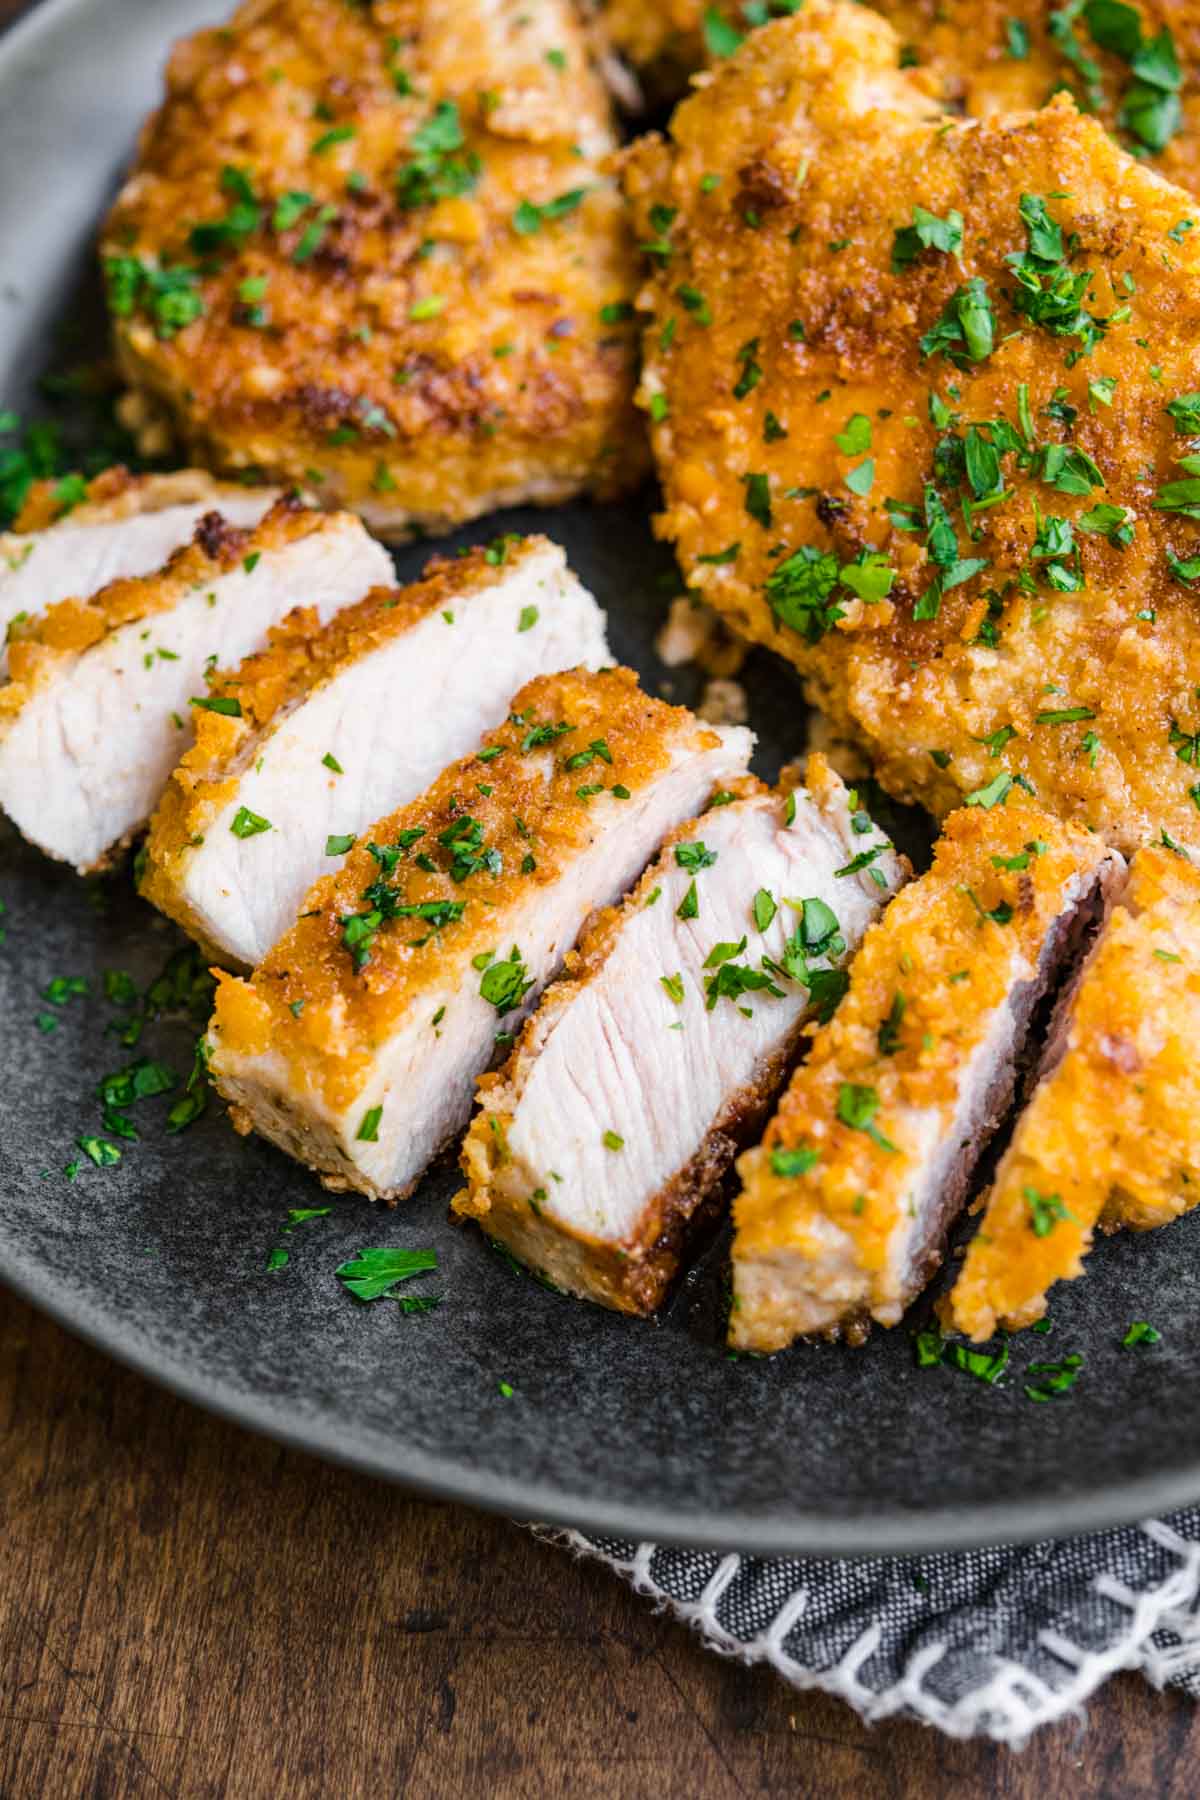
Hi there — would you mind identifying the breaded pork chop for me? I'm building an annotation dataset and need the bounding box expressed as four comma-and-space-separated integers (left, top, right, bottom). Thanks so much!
102, 0, 646, 538
0, 468, 276, 661
730, 802, 1120, 1352
209, 667, 752, 1200
623, 4, 1200, 856
455, 756, 904, 1314
600, 1, 1200, 199
142, 534, 608, 968
947, 843, 1200, 1341
0, 499, 390, 871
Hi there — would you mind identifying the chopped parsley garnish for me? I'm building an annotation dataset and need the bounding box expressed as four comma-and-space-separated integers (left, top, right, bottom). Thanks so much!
1024, 1184, 1072, 1236
478, 946, 533, 1013
1154, 455, 1200, 518
43, 975, 88, 1006
1036, 705, 1096, 726
325, 833, 356, 856
877, 991, 906, 1056
677, 880, 699, 920
660, 972, 685, 1005
1025, 1353, 1083, 1402
675, 841, 717, 872
395, 102, 479, 209
964, 771, 1013, 809
916, 1331, 1010, 1386
518, 605, 538, 633
752, 889, 777, 932
513, 189, 587, 234
438, 814, 501, 882
78, 1135, 121, 1168
891, 204, 963, 272
919, 278, 995, 366
836, 1082, 898, 1152
743, 471, 772, 528
356, 1105, 383, 1142
771, 1145, 819, 1178
602, 1129, 625, 1151
188, 164, 261, 255
104, 256, 205, 339
336, 1246, 438, 1302
520, 719, 572, 751
312, 124, 356, 156
231, 805, 271, 838
1005, 193, 1112, 358
835, 413, 872, 455
190, 694, 242, 718
1121, 1320, 1161, 1348
732, 338, 763, 399
703, 938, 784, 1010
1167, 392, 1200, 434
702, 5, 744, 56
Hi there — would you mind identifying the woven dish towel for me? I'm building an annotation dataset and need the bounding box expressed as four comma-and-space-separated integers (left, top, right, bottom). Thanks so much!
541, 1509, 1200, 1745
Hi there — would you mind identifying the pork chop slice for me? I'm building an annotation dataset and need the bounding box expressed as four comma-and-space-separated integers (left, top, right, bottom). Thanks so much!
0, 468, 276, 658
209, 666, 753, 1201
947, 845, 1200, 1341
730, 801, 1122, 1352
454, 754, 906, 1312
0, 499, 391, 872
141, 534, 609, 967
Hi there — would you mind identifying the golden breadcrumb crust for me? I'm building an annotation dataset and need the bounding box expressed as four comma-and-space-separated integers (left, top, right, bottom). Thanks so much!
210, 665, 724, 1113
102, 0, 646, 536
453, 770, 766, 1313
140, 533, 556, 937
948, 844, 1200, 1340
731, 800, 1111, 1351
10, 465, 264, 534
0, 496, 331, 729
599, 1, 1200, 198
622, 5, 1200, 856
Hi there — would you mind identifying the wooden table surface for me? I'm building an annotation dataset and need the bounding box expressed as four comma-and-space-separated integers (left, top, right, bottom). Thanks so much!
0, 1291, 1194, 1799
1, 2, 1198, 1793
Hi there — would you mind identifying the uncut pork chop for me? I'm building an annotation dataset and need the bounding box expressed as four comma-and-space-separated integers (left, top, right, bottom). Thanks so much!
622, 3, 1200, 856
102, 0, 646, 538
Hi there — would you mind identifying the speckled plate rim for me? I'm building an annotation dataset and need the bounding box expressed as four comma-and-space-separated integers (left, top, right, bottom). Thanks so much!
1, 0, 1198, 1559
5, 1227, 1197, 1557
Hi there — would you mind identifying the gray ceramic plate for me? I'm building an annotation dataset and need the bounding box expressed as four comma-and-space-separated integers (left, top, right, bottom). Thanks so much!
3, 0, 1200, 1557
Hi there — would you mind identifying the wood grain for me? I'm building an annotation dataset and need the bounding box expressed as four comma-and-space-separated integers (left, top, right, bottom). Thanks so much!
0, 1292, 1195, 1799
0, 2, 1197, 1791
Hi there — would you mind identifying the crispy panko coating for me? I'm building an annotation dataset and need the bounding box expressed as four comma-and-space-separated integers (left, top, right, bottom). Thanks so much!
102, 0, 647, 538
730, 802, 1116, 1352
948, 844, 1200, 1341
622, 4, 1200, 856
600, 1, 1200, 197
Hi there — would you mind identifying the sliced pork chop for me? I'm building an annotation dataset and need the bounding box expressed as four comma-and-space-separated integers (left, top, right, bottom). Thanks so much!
209, 667, 753, 1201
454, 754, 907, 1313
141, 535, 609, 967
948, 845, 1200, 1342
0, 467, 276, 655
730, 802, 1122, 1352
0, 499, 391, 872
